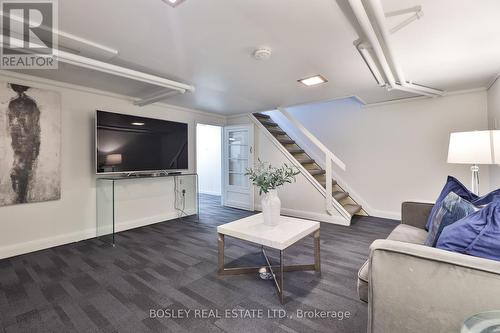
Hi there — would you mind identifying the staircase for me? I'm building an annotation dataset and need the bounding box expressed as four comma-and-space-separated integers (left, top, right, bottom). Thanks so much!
253, 112, 364, 217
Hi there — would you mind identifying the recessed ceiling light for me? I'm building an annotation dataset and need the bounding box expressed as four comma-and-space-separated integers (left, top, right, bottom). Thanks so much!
162, 0, 187, 7
298, 75, 328, 87
131, 122, 145, 126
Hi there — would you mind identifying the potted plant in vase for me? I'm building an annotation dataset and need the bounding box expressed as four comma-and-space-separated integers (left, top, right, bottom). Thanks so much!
246, 160, 300, 226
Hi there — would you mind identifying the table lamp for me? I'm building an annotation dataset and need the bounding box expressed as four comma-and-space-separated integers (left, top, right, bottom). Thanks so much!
105, 154, 122, 172
447, 130, 500, 195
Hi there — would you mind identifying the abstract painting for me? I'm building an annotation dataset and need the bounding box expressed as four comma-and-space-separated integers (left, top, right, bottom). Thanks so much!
0, 82, 61, 206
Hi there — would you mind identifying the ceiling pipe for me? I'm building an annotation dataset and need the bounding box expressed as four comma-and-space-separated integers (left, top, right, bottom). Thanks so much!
348, 0, 444, 97
3, 35, 195, 94
365, 0, 444, 96
354, 41, 386, 87
385, 6, 423, 34
347, 0, 397, 87
363, 0, 407, 86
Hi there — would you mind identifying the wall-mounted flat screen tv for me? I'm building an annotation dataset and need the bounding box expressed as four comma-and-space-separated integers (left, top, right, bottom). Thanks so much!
96, 110, 188, 174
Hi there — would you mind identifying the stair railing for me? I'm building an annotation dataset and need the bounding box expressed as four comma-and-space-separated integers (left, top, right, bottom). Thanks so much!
277, 107, 346, 216
249, 112, 352, 222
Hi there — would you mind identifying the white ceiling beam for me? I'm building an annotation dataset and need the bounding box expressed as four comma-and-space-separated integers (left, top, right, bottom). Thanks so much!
3, 36, 195, 93
55, 50, 194, 92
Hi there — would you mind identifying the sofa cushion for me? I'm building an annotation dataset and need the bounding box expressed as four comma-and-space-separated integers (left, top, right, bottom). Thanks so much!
436, 201, 500, 261
387, 224, 428, 244
357, 224, 427, 302
424, 192, 478, 247
426, 176, 500, 230
426, 176, 479, 231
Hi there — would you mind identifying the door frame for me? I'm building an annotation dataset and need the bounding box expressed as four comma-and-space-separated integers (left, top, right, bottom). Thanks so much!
222, 124, 255, 211
195, 122, 224, 199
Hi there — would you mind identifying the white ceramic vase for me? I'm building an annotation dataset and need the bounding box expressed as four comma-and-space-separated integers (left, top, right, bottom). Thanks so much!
261, 189, 281, 226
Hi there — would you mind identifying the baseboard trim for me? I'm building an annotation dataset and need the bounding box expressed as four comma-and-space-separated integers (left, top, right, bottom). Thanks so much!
255, 204, 350, 226
199, 190, 222, 196
368, 209, 400, 220
0, 210, 196, 260
115, 210, 196, 233
0, 228, 96, 260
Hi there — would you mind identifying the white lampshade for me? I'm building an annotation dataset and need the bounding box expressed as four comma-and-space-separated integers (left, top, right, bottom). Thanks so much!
447, 130, 500, 165
105, 154, 122, 166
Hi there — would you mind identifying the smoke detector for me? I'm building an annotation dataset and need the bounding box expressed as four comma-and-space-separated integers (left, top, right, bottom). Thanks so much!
253, 47, 272, 60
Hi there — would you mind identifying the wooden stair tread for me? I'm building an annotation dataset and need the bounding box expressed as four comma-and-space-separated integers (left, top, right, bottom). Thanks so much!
343, 204, 362, 215
287, 148, 305, 154
319, 179, 338, 187
268, 128, 286, 135
309, 169, 326, 176
333, 191, 349, 201
278, 139, 295, 144
253, 113, 270, 119
260, 120, 278, 127
297, 158, 315, 164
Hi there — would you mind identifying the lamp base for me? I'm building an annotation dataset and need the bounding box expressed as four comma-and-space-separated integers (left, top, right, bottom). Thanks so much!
471, 164, 480, 196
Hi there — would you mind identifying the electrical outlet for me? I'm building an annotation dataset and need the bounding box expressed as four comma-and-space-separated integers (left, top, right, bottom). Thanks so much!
182, 189, 186, 196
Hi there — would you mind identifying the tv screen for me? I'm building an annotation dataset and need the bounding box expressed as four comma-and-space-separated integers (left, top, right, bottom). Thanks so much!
96, 111, 188, 174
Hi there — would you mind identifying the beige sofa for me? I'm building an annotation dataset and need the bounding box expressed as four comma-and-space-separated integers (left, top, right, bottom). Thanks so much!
358, 202, 500, 333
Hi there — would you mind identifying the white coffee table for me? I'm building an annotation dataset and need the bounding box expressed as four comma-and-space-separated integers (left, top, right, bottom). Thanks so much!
217, 213, 321, 304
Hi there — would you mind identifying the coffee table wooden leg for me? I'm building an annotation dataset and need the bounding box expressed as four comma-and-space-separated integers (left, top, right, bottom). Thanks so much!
218, 233, 225, 274
314, 230, 321, 273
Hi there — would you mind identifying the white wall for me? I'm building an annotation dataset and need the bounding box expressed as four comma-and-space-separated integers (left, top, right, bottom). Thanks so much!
196, 124, 222, 196
0, 71, 224, 259
285, 91, 490, 219
487, 78, 500, 188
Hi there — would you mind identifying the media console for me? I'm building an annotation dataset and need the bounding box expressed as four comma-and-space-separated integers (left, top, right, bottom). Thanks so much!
96, 173, 199, 245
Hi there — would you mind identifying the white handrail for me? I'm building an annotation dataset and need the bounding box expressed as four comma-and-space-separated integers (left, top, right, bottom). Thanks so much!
277, 107, 346, 171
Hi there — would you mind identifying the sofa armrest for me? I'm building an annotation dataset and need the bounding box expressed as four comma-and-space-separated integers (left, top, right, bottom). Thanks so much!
368, 239, 500, 333
401, 201, 434, 229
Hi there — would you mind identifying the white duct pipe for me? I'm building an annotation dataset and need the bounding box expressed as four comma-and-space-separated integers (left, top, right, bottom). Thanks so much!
356, 42, 386, 86
347, 0, 396, 87
390, 84, 437, 97
349, 0, 444, 97
365, 0, 444, 96
403, 82, 444, 95
364, 0, 407, 85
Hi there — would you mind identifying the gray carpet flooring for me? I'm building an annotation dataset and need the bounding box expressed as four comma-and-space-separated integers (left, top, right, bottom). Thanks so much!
0, 194, 398, 333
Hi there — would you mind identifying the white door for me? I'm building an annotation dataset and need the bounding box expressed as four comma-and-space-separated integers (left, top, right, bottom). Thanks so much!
222, 125, 254, 210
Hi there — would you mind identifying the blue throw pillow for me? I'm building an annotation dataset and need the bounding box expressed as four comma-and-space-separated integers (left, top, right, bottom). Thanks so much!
424, 192, 478, 247
436, 201, 500, 262
426, 176, 500, 230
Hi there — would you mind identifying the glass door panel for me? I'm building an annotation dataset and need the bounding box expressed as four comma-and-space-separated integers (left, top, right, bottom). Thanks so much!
223, 125, 254, 210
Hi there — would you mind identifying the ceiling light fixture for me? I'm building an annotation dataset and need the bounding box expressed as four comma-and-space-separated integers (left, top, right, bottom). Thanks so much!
161, 0, 187, 7
355, 41, 386, 87
298, 75, 328, 87
131, 122, 145, 126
